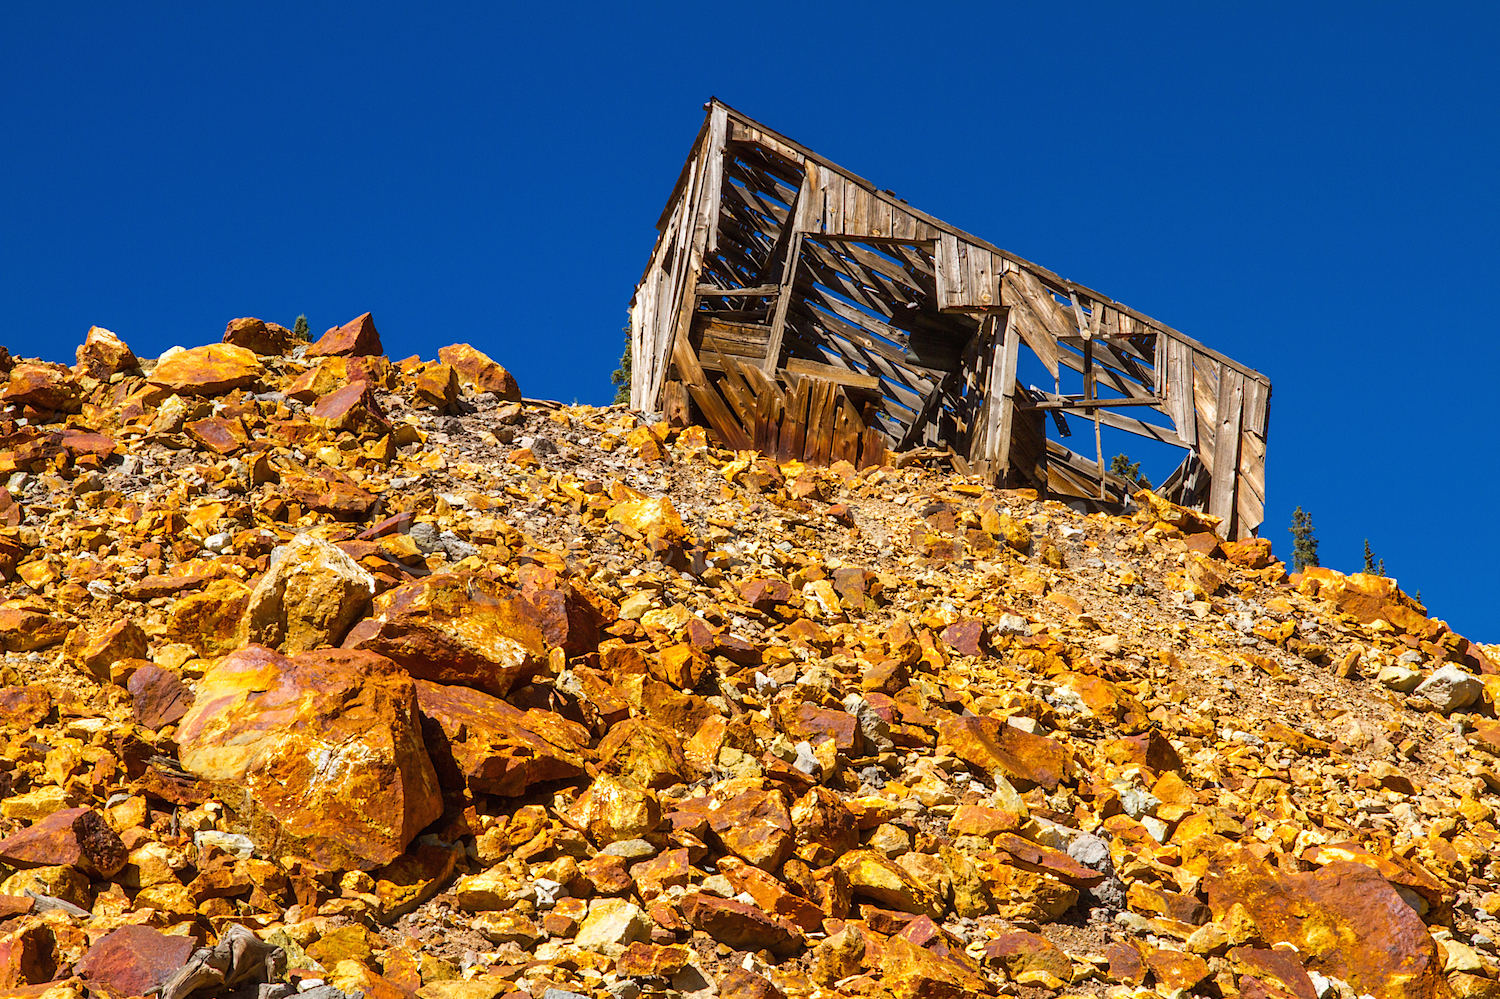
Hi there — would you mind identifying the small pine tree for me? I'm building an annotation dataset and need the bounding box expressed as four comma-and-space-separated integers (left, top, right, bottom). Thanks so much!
1362, 539, 1375, 574
1290, 507, 1319, 573
611, 320, 633, 405
1378, 558, 1386, 577
292, 315, 310, 341
1108, 453, 1153, 491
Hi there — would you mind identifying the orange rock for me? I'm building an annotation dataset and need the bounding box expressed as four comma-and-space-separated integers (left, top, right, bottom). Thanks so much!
616, 941, 693, 978
717, 857, 825, 932
709, 786, 795, 870
75, 326, 139, 379
438, 343, 521, 401
308, 381, 392, 438
74, 925, 196, 998
2, 362, 82, 413
936, 714, 1074, 790
286, 354, 396, 401
680, 891, 803, 957
947, 802, 1025, 840
1059, 672, 1150, 733
0, 686, 51, 729
343, 571, 546, 697
414, 679, 586, 797
165, 576, 252, 657
1298, 567, 1429, 633
414, 362, 460, 410
176, 645, 443, 871
149, 343, 263, 395
595, 717, 693, 789
222, 317, 293, 356
1221, 537, 1275, 569
306, 312, 383, 357
0, 602, 72, 652
836, 849, 939, 915
185, 415, 249, 454
790, 786, 860, 867
1205, 851, 1449, 999
569, 774, 661, 847
73, 618, 147, 680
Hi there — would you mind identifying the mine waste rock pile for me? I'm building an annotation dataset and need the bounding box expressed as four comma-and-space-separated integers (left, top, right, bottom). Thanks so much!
0, 316, 1498, 999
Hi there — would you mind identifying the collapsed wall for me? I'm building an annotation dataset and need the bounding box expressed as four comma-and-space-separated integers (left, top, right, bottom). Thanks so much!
632, 100, 1270, 539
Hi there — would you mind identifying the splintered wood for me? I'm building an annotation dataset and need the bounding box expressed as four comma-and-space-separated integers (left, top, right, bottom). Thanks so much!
631, 100, 1271, 538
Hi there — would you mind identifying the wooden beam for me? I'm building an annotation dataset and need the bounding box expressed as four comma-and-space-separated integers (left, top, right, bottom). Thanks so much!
783, 358, 881, 391
696, 283, 781, 297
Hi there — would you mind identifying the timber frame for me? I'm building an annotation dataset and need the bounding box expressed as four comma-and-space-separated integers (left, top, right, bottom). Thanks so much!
629, 100, 1271, 539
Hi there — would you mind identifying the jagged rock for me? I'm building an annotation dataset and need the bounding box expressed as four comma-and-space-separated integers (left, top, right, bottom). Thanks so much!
1206, 851, 1449, 999
307, 382, 392, 438
149, 343, 264, 395
439, 343, 522, 401
242, 533, 376, 654
574, 898, 650, 956
223, 317, 294, 355
306, 312, 383, 357
414, 679, 586, 797
343, 572, 547, 697
75, 326, 139, 379
176, 645, 442, 870
1, 361, 82, 412
75, 926, 197, 998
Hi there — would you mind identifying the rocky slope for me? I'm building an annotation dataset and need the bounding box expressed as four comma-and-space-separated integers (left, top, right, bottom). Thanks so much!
0, 316, 1496, 999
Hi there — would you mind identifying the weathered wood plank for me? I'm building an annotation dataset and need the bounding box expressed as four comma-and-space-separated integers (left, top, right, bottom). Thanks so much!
1207, 367, 1245, 529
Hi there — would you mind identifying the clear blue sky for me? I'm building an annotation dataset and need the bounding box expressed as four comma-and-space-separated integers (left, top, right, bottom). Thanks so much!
3, 5, 1496, 640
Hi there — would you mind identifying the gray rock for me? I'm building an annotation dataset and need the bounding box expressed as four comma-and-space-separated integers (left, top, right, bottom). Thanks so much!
1415, 664, 1482, 714
1067, 833, 1113, 873
842, 693, 895, 752
543, 990, 589, 999
600, 838, 658, 861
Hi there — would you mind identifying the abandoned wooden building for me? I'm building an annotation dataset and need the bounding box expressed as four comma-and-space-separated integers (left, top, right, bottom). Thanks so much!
628, 100, 1271, 539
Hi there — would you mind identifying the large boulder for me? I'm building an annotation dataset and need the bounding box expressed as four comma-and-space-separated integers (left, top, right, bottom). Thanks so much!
149, 343, 264, 396
414, 679, 587, 798
75, 326, 139, 380
2, 362, 82, 413
438, 344, 521, 401
176, 645, 442, 871
241, 533, 376, 654
306, 312, 383, 358
222, 317, 293, 356
342, 572, 547, 697
1205, 850, 1449, 999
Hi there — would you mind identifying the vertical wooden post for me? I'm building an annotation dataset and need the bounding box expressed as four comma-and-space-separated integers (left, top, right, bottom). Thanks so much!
1207, 368, 1245, 532
989, 309, 1020, 481
761, 232, 803, 375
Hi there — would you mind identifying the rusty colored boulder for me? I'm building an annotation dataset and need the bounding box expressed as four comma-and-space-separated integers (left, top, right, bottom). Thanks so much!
438, 343, 521, 401
308, 381, 393, 438
222, 317, 293, 356
1205, 851, 1449, 999
75, 326, 139, 379
76, 925, 198, 998
708, 786, 795, 871
342, 571, 547, 697
680, 892, 804, 958
0, 807, 126, 877
286, 354, 397, 402
414, 679, 587, 798
149, 343, 264, 396
2, 362, 82, 413
414, 362, 460, 410
165, 576, 253, 658
176, 645, 443, 871
242, 532, 376, 654
937, 714, 1073, 790
127, 664, 194, 729
306, 312, 383, 357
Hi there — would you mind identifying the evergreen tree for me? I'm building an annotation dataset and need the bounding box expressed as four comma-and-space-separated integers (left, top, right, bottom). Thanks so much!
1290, 507, 1319, 573
611, 320, 633, 405
1363, 539, 1376, 574
1109, 453, 1153, 491
292, 315, 310, 341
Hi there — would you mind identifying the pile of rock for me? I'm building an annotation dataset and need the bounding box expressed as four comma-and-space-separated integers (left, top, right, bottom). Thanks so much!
0, 315, 1494, 999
